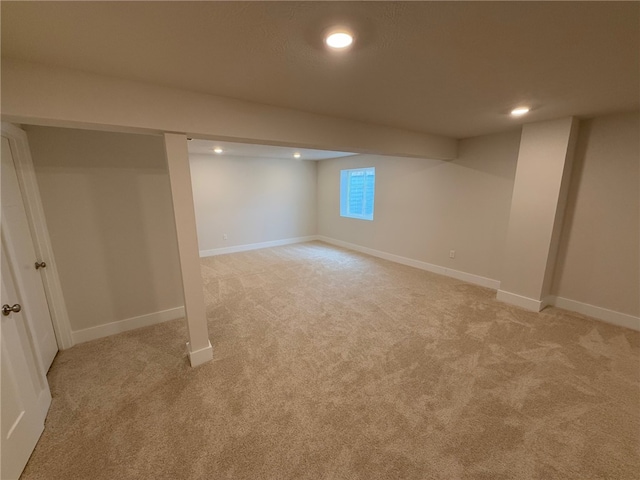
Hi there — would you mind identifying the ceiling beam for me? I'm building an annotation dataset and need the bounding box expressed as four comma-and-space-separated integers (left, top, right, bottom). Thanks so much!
1, 59, 457, 160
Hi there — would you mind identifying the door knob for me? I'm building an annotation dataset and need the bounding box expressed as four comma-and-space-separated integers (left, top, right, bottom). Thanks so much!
2, 304, 22, 316
35, 261, 47, 270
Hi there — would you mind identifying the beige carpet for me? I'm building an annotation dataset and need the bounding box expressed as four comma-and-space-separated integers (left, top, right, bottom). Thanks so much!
21, 241, 640, 479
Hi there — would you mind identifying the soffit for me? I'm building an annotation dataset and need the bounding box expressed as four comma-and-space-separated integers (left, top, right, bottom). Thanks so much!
188, 139, 356, 161
2, 1, 638, 138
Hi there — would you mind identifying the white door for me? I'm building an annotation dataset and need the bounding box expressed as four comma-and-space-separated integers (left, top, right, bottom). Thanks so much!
1, 136, 58, 372
1, 246, 50, 480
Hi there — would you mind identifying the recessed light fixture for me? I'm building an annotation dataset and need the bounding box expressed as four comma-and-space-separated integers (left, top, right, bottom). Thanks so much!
325, 30, 354, 50
214, 147, 223, 154
293, 152, 302, 159
510, 107, 530, 117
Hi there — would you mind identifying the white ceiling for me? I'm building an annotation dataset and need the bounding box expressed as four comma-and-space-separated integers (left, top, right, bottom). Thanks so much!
2, 2, 638, 138
188, 139, 356, 161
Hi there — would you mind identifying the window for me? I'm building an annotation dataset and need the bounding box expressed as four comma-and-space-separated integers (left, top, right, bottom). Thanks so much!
340, 167, 375, 221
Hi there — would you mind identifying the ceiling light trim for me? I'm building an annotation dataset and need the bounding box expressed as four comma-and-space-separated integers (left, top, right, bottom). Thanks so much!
510, 106, 530, 117
324, 29, 354, 50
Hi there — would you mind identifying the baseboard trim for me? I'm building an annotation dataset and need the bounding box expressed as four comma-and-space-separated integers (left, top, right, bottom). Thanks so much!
200, 236, 318, 257
198, 235, 639, 332
187, 340, 213, 367
547, 296, 640, 331
496, 289, 545, 312
71, 306, 185, 344
316, 236, 501, 290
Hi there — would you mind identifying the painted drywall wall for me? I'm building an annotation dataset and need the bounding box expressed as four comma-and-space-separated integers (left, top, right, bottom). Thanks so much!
2, 59, 456, 160
552, 112, 640, 316
499, 117, 579, 308
190, 154, 317, 253
317, 130, 521, 283
26, 126, 184, 332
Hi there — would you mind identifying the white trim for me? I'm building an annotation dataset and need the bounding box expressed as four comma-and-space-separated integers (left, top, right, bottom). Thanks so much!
186, 340, 213, 367
547, 296, 640, 331
496, 289, 546, 311
71, 306, 185, 344
442, 267, 500, 290
200, 235, 640, 332
164, 133, 212, 368
316, 236, 501, 290
1, 123, 74, 349
200, 236, 318, 257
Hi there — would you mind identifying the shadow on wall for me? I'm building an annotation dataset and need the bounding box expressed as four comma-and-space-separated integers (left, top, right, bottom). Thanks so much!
550, 119, 591, 289
454, 128, 521, 180
86, 167, 165, 322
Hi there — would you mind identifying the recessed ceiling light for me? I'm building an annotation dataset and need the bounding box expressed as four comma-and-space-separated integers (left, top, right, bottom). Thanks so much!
325, 31, 354, 50
293, 152, 301, 159
214, 147, 223, 154
510, 107, 530, 117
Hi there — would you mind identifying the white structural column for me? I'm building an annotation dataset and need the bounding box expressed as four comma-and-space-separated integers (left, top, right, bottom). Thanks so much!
497, 117, 580, 311
163, 133, 213, 367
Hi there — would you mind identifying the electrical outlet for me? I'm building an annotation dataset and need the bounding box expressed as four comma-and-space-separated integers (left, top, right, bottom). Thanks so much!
223, 234, 228, 241
449, 250, 455, 259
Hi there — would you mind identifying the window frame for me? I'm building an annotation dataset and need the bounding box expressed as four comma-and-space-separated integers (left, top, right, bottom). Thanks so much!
339, 167, 376, 221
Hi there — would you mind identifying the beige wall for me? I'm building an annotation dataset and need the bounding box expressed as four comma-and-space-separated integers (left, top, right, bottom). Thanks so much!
317, 130, 521, 282
26, 126, 184, 331
21, 112, 639, 335
552, 112, 640, 316
190, 154, 317, 252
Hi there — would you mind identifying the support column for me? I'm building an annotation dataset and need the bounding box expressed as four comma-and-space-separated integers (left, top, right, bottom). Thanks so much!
164, 133, 212, 366
497, 117, 579, 311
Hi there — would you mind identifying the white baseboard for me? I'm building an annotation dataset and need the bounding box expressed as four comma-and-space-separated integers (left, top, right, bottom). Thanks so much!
496, 289, 545, 312
71, 306, 185, 344
546, 296, 640, 331
199, 235, 639, 333
200, 236, 318, 257
186, 340, 213, 367
316, 236, 501, 290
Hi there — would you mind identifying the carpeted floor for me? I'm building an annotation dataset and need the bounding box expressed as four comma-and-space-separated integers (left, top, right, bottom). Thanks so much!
20, 241, 640, 479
